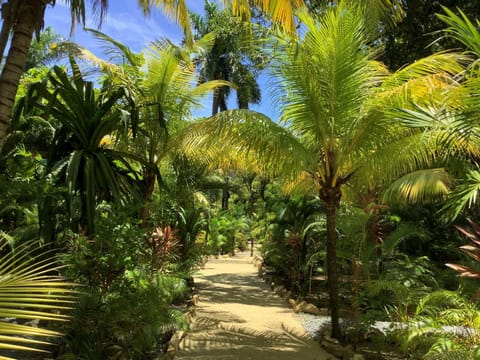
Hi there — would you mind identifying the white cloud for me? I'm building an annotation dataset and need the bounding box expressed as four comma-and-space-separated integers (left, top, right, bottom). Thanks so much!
101, 11, 182, 51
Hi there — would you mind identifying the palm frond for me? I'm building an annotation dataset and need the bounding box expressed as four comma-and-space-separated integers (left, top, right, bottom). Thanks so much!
358, 132, 438, 190
227, 0, 306, 34
271, 6, 378, 151
438, 6, 480, 59
382, 168, 452, 204
442, 168, 480, 221
382, 222, 431, 256
381, 52, 465, 91
0, 240, 77, 354
176, 109, 311, 177
282, 171, 318, 196
84, 28, 144, 67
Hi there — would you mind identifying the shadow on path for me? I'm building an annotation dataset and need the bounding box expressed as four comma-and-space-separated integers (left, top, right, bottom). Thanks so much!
176, 252, 335, 360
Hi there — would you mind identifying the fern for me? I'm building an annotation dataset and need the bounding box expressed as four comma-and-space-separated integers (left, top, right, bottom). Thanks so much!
382, 222, 431, 256
415, 290, 471, 316
366, 279, 409, 300
424, 337, 480, 360
400, 290, 480, 358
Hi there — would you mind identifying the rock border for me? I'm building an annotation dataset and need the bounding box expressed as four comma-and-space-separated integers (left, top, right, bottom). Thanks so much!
254, 254, 366, 360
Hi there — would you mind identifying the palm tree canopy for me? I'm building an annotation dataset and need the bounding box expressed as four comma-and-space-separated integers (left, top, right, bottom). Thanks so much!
178, 2, 463, 198
382, 7, 480, 219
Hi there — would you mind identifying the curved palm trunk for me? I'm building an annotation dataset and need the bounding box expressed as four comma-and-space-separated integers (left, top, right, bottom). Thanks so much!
0, 1, 18, 66
0, 1, 46, 153
322, 187, 342, 340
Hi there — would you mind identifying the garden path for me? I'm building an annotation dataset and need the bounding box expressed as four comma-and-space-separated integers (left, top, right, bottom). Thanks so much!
175, 251, 336, 359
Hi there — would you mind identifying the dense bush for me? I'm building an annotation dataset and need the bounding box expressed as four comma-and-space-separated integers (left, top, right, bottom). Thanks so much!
55, 206, 190, 359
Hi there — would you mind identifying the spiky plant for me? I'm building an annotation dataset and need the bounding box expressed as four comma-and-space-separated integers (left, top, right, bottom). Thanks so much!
446, 218, 480, 278
145, 226, 180, 271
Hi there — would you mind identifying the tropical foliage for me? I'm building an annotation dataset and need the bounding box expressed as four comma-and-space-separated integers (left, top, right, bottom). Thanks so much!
0, 238, 76, 357
3, 0, 480, 358
177, 2, 463, 338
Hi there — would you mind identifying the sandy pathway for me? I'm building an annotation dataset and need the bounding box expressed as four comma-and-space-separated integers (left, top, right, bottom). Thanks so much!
176, 251, 335, 359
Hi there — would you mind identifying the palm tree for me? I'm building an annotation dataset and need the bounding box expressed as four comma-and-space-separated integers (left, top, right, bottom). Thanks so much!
191, 1, 265, 115
137, 40, 231, 223
383, 7, 480, 220
0, 0, 307, 154
178, 3, 463, 338
191, 0, 266, 210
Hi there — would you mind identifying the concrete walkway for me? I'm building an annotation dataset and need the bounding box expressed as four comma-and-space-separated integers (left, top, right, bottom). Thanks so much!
176, 251, 335, 360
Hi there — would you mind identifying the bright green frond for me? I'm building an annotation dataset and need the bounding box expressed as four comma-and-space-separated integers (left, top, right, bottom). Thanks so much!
387, 103, 480, 160
282, 171, 318, 196
271, 5, 382, 155
382, 168, 452, 204
176, 109, 311, 177
0, 240, 77, 354
355, 131, 436, 191
442, 169, 480, 221
382, 52, 465, 88
438, 6, 480, 58
85, 28, 144, 67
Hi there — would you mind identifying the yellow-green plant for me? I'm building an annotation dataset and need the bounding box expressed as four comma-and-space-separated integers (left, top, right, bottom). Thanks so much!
177, 2, 463, 338
402, 290, 480, 359
0, 238, 76, 359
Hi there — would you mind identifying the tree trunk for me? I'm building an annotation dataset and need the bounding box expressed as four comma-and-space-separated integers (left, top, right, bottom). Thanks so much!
213, 88, 231, 211
221, 188, 230, 210
323, 189, 342, 340
259, 177, 268, 200
212, 88, 220, 115
39, 194, 57, 246
0, 1, 17, 66
140, 167, 156, 226
218, 88, 227, 112
0, 1, 46, 153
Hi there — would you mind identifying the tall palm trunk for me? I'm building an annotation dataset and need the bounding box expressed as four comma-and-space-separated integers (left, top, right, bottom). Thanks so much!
0, 1, 47, 152
321, 187, 342, 340
140, 167, 156, 226
212, 87, 230, 210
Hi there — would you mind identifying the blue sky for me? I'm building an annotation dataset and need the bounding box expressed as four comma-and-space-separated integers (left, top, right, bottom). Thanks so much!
43, 0, 277, 119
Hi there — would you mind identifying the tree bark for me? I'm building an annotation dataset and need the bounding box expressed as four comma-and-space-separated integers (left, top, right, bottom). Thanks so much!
140, 167, 156, 226
212, 87, 231, 211
323, 188, 342, 340
212, 88, 220, 115
0, 1, 46, 153
221, 188, 230, 210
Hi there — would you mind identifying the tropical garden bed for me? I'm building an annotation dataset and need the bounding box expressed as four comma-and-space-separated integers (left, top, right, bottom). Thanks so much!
2, 0, 480, 359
